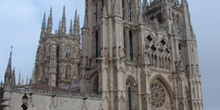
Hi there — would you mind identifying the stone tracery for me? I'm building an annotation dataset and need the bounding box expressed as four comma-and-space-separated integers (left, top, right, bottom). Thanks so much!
150, 81, 166, 108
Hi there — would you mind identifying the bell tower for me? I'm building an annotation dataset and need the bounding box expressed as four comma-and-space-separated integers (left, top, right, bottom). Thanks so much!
81, 0, 203, 110
81, 0, 144, 110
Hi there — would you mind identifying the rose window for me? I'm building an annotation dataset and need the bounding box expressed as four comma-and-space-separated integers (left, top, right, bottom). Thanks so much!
150, 82, 166, 108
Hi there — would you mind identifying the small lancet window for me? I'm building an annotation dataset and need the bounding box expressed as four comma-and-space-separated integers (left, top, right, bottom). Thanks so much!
129, 30, 133, 60
96, 31, 99, 63
128, 1, 132, 22
66, 46, 71, 58
128, 86, 132, 110
177, 20, 180, 37
179, 45, 182, 60
56, 45, 59, 57
65, 66, 71, 79
122, 0, 125, 20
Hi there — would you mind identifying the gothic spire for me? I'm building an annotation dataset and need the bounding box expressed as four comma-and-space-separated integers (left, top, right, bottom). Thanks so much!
4, 46, 13, 86
61, 6, 66, 36
12, 67, 16, 85
74, 9, 78, 25
18, 72, 21, 86
181, 0, 194, 40
83, 1, 88, 28
46, 7, 53, 36
74, 10, 79, 37
40, 12, 46, 39
58, 20, 61, 34
69, 19, 73, 37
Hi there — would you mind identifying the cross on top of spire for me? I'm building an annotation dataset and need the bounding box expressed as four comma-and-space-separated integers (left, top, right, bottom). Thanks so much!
10, 45, 13, 54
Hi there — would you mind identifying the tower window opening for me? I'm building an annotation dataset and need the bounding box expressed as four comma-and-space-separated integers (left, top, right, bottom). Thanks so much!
177, 20, 180, 37
96, 31, 99, 63
56, 45, 59, 57
122, 0, 125, 20
65, 66, 71, 79
156, 13, 163, 23
123, 30, 126, 49
129, 31, 133, 60
66, 46, 71, 58
128, 1, 132, 22
89, 59, 92, 67
128, 86, 132, 110
179, 45, 182, 60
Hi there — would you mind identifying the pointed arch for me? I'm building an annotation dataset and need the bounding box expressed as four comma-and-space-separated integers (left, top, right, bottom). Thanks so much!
92, 74, 99, 94
150, 75, 174, 109
150, 75, 173, 97
125, 74, 138, 87
125, 74, 138, 110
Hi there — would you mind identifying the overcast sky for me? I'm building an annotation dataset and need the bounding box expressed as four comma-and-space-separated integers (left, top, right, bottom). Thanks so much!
0, 0, 219, 109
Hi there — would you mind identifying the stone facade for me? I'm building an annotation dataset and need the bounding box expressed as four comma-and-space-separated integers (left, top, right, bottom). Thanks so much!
1, 0, 203, 110
80, 0, 203, 109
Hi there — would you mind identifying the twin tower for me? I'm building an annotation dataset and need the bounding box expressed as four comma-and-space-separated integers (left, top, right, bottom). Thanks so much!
32, 0, 203, 110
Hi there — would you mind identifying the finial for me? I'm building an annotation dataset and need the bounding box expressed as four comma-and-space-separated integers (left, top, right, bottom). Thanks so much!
69, 19, 73, 37
12, 67, 16, 85
74, 9, 78, 23
4, 46, 13, 85
46, 7, 53, 36
77, 15, 80, 23
10, 45, 13, 54
40, 12, 46, 38
18, 72, 21, 86
61, 6, 66, 35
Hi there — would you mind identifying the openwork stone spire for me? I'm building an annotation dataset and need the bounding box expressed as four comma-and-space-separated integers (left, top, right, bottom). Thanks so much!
69, 19, 73, 37
4, 46, 13, 86
61, 6, 66, 36
40, 12, 46, 39
46, 7, 53, 36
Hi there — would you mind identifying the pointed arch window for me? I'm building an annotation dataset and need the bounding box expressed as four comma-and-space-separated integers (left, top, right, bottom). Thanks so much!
93, 75, 99, 94
179, 44, 182, 60
128, 86, 132, 110
129, 30, 133, 60
96, 31, 99, 63
66, 46, 71, 58
65, 66, 71, 79
56, 45, 59, 57
177, 20, 180, 37
128, 1, 132, 22
122, 0, 125, 20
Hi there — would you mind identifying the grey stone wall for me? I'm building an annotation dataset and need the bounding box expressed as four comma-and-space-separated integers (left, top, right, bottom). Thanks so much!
1, 89, 101, 110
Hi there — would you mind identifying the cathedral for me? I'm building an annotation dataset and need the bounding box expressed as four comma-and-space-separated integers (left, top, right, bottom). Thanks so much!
1, 0, 203, 110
